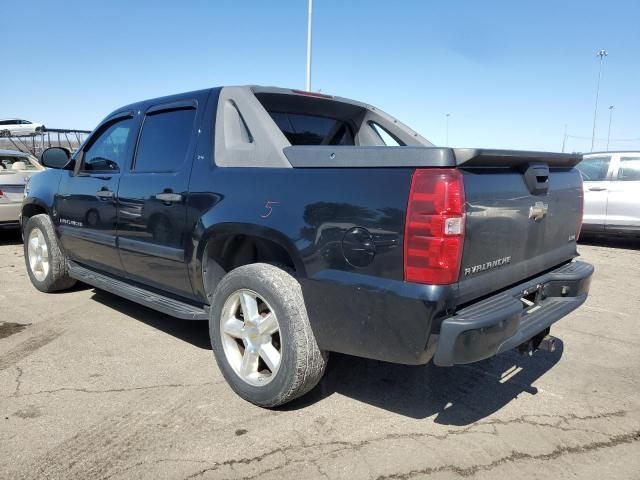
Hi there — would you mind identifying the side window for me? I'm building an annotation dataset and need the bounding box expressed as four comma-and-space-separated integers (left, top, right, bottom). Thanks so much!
370, 122, 402, 146
618, 156, 640, 182
82, 117, 134, 172
133, 108, 196, 172
576, 156, 610, 181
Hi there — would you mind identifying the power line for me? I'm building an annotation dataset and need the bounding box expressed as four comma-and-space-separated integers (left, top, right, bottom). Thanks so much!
566, 134, 640, 142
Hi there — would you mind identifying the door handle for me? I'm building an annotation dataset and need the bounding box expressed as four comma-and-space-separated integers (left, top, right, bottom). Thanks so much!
155, 192, 183, 203
96, 189, 114, 199
588, 186, 607, 191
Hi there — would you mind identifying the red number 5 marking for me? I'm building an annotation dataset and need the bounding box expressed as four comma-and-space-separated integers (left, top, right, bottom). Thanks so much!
261, 200, 280, 218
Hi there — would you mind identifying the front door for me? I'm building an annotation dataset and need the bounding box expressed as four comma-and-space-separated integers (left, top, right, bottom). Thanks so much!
576, 154, 613, 233
606, 154, 640, 233
55, 114, 137, 275
117, 101, 199, 298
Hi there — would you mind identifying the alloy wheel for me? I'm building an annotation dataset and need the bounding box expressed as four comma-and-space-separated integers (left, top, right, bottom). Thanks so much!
27, 227, 50, 282
219, 289, 282, 386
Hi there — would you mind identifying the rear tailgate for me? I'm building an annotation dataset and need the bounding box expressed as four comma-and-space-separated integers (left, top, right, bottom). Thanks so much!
454, 149, 584, 304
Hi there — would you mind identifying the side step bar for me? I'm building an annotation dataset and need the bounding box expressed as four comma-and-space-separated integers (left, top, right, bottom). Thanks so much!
68, 261, 208, 320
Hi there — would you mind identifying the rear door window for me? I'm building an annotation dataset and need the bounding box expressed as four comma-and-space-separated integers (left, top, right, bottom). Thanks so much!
576, 156, 611, 181
269, 112, 354, 146
617, 156, 640, 181
134, 108, 196, 172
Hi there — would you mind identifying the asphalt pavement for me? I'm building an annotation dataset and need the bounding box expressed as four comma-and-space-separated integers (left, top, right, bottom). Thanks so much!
1, 230, 639, 479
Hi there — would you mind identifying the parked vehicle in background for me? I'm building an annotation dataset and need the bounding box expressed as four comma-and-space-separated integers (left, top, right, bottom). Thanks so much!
0, 119, 45, 136
576, 152, 640, 236
0, 150, 44, 228
22, 86, 592, 407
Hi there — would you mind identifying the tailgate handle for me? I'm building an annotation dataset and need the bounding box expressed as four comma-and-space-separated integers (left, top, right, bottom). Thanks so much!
523, 163, 550, 195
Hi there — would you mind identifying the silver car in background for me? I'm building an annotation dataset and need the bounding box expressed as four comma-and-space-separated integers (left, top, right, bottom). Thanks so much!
0, 150, 44, 229
577, 151, 640, 235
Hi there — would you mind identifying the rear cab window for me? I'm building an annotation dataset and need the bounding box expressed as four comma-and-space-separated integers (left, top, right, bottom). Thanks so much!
268, 112, 354, 146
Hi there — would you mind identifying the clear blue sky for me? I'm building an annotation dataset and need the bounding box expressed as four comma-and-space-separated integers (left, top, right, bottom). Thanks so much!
2, 0, 638, 152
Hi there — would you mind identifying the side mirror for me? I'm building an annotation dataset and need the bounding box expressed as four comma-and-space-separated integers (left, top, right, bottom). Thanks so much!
40, 147, 71, 169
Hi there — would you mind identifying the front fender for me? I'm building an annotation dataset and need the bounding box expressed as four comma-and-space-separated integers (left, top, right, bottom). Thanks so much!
21, 169, 63, 215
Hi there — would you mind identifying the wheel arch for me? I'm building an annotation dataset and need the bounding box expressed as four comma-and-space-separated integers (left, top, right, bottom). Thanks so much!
21, 198, 50, 231
193, 223, 305, 300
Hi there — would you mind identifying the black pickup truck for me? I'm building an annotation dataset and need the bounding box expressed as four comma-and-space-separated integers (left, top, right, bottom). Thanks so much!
22, 86, 593, 406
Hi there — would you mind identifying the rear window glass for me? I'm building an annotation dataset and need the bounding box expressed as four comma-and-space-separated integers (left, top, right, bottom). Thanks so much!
0, 156, 38, 171
134, 108, 196, 172
576, 156, 610, 181
269, 112, 354, 146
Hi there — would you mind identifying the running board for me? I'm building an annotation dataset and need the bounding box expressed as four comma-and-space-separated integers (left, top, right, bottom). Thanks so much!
68, 262, 208, 320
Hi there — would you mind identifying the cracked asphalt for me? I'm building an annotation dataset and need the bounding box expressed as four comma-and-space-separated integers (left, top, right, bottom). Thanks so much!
1, 229, 639, 479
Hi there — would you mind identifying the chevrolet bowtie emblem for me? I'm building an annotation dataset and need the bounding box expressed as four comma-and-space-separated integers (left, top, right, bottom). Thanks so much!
529, 201, 548, 221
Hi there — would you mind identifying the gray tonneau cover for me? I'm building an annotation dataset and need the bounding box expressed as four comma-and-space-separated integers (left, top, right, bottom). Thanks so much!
283, 146, 582, 168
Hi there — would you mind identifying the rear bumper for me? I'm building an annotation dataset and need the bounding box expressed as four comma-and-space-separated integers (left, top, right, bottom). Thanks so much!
433, 260, 593, 366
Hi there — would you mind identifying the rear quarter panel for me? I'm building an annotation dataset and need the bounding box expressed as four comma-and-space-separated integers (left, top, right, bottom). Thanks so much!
187, 165, 413, 284
186, 161, 441, 362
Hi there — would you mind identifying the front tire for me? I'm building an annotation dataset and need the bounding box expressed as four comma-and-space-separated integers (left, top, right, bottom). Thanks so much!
24, 214, 76, 292
209, 263, 327, 407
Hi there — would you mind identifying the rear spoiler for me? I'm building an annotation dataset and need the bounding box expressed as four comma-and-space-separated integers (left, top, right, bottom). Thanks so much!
454, 149, 583, 168
283, 146, 583, 168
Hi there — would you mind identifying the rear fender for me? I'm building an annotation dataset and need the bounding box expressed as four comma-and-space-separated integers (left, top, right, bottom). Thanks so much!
190, 222, 305, 300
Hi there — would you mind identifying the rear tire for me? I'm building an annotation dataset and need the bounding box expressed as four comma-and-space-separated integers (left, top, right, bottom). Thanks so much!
23, 214, 76, 292
209, 263, 327, 407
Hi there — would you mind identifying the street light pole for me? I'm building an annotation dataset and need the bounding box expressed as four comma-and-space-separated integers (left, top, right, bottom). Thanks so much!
591, 49, 608, 152
607, 105, 614, 151
445, 113, 451, 146
305, 0, 313, 91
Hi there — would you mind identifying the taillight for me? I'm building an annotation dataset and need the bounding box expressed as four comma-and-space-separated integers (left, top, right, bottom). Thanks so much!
404, 168, 465, 284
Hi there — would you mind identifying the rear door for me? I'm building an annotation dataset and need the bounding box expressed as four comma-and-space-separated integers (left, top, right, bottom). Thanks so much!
55, 113, 137, 275
575, 154, 613, 232
116, 99, 200, 298
606, 154, 640, 233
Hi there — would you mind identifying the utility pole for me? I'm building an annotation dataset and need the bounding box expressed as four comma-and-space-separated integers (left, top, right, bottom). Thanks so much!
445, 113, 451, 146
607, 105, 614, 151
591, 49, 608, 152
562, 124, 568, 153
306, 0, 313, 91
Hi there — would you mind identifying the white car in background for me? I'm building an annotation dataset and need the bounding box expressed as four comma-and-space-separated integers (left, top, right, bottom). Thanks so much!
576, 151, 640, 236
0, 149, 45, 229
0, 119, 45, 137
